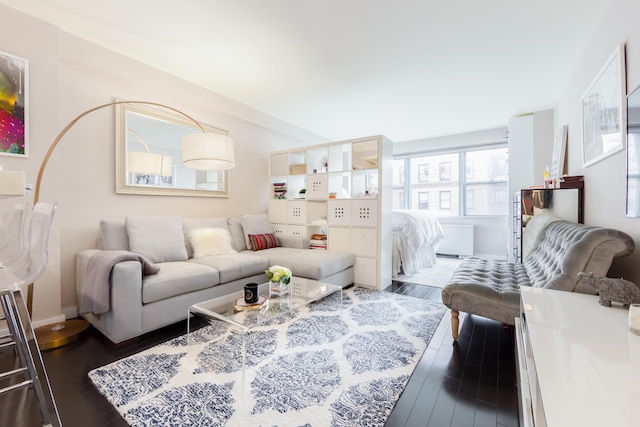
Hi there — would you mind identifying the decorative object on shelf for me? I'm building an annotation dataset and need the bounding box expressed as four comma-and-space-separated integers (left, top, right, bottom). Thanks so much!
582, 43, 626, 167
265, 265, 291, 297
559, 175, 584, 188
550, 125, 568, 182
318, 156, 328, 172
577, 271, 640, 308
290, 163, 306, 175
298, 188, 306, 199
0, 50, 29, 158
629, 304, 640, 335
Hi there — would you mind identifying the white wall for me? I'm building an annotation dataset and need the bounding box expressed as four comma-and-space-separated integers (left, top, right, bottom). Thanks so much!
554, 0, 640, 284
0, 5, 327, 324
394, 127, 509, 259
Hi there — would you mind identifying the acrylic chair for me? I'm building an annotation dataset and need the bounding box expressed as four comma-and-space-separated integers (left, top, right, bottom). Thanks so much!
0, 202, 61, 427
0, 202, 30, 265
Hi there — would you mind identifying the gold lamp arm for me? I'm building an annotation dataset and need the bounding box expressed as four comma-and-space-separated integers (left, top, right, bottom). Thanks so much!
30, 100, 205, 308
33, 100, 205, 204
127, 128, 152, 153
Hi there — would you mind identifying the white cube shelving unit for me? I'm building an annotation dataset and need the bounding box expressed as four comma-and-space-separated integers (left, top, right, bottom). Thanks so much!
268, 135, 393, 290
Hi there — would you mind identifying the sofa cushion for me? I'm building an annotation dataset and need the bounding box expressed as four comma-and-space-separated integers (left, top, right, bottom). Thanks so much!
182, 217, 230, 258
248, 233, 279, 251
100, 219, 129, 250
190, 252, 269, 283
252, 247, 355, 280
189, 228, 236, 258
227, 217, 247, 252
126, 216, 188, 263
142, 261, 220, 304
240, 214, 274, 250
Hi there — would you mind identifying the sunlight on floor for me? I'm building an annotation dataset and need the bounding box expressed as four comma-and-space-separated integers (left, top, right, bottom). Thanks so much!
394, 256, 462, 288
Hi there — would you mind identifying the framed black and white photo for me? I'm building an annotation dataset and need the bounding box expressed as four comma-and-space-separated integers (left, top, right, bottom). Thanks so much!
0, 50, 29, 157
582, 43, 626, 167
550, 125, 568, 180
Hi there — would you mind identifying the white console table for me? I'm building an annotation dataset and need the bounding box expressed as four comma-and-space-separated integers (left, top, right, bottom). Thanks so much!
515, 287, 640, 426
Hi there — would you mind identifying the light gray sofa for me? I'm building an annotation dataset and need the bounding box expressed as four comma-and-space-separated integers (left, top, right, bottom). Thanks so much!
441, 215, 635, 340
75, 213, 354, 344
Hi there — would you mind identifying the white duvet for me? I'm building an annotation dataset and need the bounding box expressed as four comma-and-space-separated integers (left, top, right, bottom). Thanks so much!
392, 210, 445, 276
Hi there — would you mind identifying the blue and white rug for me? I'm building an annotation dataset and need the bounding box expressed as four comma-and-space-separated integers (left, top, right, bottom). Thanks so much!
89, 287, 446, 426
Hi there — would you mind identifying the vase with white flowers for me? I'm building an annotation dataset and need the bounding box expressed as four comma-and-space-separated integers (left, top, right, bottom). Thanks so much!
265, 265, 291, 297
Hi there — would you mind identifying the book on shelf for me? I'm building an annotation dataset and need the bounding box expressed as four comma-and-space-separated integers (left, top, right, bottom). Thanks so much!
272, 182, 287, 199
310, 237, 327, 250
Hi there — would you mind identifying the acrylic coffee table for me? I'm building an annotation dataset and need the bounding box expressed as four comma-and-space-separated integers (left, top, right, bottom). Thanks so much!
187, 277, 342, 379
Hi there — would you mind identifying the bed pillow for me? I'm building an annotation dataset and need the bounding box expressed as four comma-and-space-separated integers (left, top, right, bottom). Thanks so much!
240, 213, 274, 250
189, 228, 237, 258
248, 233, 279, 251
126, 216, 188, 263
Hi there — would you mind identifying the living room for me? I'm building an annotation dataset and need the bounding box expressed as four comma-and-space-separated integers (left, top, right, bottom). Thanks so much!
1, 0, 640, 426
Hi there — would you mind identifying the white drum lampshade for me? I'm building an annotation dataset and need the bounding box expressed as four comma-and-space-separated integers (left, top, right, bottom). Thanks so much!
182, 133, 235, 171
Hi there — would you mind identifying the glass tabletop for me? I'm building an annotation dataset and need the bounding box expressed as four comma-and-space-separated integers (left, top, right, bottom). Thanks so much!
188, 277, 342, 331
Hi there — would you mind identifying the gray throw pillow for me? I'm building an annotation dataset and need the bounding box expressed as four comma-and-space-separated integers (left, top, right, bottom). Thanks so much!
126, 216, 188, 263
240, 213, 274, 250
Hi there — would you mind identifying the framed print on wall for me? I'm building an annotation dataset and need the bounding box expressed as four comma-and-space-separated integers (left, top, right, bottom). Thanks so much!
0, 50, 29, 157
582, 43, 626, 167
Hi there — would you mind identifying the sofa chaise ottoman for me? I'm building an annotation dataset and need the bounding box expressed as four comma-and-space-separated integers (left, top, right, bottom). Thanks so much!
441, 215, 635, 340
76, 213, 354, 344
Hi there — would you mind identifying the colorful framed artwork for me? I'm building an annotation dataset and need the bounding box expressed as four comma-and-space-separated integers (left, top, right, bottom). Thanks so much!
582, 43, 626, 167
0, 50, 29, 157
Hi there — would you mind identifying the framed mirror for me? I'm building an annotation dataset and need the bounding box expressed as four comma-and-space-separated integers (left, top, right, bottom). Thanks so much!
116, 103, 230, 197
626, 85, 640, 216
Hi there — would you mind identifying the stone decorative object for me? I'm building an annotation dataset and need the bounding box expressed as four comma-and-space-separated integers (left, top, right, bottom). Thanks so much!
577, 271, 640, 308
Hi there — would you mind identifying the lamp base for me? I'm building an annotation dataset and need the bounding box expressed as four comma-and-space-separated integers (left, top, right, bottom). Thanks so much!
35, 319, 90, 351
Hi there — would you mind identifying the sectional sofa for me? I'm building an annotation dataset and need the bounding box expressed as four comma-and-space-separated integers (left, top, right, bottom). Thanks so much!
75, 213, 354, 344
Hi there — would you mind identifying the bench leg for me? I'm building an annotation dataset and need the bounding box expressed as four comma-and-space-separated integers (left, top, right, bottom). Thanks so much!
451, 310, 459, 341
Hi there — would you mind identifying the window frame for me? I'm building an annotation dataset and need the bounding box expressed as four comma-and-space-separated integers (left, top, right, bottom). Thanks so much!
393, 142, 508, 218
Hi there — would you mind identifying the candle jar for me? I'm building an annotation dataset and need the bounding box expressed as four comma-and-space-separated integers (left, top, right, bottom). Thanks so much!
629, 304, 640, 335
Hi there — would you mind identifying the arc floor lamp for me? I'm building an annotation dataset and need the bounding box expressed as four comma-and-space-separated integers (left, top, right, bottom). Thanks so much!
32, 100, 235, 350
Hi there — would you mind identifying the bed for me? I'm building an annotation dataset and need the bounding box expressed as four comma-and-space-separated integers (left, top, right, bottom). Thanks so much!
392, 210, 445, 277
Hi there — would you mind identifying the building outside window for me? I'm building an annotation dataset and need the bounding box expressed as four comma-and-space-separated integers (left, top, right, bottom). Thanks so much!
418, 191, 429, 209
439, 161, 451, 181
440, 191, 451, 209
393, 144, 508, 217
418, 164, 429, 182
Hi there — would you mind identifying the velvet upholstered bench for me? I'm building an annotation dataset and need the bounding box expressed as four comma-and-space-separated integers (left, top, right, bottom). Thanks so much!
441, 215, 635, 340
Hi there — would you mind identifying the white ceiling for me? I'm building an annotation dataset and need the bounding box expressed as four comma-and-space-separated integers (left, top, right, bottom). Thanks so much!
2, 0, 612, 142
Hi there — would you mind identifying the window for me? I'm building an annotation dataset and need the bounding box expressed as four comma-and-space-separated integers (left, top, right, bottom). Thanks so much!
440, 191, 451, 209
439, 162, 451, 181
418, 164, 429, 182
418, 192, 429, 209
393, 144, 508, 217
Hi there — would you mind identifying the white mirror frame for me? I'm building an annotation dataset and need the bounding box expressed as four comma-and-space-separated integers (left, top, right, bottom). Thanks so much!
115, 102, 230, 198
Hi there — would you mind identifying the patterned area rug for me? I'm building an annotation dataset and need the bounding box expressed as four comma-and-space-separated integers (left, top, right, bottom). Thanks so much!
89, 287, 446, 426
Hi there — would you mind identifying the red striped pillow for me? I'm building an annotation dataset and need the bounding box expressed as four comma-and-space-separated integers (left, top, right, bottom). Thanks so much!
248, 233, 279, 251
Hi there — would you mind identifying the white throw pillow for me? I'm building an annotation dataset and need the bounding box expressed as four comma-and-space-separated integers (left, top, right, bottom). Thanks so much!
126, 216, 188, 263
189, 228, 237, 258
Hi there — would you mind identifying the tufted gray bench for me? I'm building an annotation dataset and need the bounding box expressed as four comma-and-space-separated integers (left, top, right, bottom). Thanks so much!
441, 215, 635, 340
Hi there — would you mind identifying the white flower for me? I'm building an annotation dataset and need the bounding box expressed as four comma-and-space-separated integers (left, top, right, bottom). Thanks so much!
265, 265, 291, 283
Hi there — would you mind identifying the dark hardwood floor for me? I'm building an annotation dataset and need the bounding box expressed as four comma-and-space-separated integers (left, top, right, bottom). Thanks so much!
0, 282, 519, 427
384, 281, 519, 427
